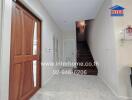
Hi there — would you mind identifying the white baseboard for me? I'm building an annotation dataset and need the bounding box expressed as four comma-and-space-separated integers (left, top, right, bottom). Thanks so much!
99, 76, 132, 100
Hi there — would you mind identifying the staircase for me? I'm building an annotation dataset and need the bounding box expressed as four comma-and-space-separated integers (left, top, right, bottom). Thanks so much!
74, 42, 98, 75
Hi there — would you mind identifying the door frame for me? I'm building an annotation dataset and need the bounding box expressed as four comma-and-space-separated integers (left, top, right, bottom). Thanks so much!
0, 0, 2, 64
0, 0, 42, 99
0, 0, 12, 100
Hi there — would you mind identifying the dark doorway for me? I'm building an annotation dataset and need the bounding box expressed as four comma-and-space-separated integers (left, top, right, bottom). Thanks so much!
75, 20, 98, 75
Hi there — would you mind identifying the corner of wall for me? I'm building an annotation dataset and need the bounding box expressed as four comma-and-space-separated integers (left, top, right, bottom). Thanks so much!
0, 0, 12, 100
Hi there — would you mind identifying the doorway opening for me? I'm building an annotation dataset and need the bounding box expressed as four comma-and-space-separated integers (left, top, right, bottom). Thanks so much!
74, 20, 98, 75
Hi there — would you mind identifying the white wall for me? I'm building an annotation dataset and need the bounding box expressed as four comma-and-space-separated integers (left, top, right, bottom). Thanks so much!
87, 0, 119, 97
113, 0, 132, 99
0, 0, 2, 98
20, 0, 63, 86
88, 0, 132, 99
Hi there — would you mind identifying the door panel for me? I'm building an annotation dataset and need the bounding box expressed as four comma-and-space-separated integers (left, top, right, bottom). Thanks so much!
10, 63, 22, 100
21, 61, 34, 95
23, 11, 34, 55
12, 5, 23, 56
9, 2, 41, 100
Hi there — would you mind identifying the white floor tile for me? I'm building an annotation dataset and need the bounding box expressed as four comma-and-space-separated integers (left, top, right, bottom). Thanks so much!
31, 74, 118, 100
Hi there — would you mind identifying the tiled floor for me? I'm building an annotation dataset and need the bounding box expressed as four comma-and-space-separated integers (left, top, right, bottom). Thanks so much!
31, 74, 118, 100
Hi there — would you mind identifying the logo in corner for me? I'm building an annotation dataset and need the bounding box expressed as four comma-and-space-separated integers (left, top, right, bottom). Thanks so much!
110, 5, 125, 16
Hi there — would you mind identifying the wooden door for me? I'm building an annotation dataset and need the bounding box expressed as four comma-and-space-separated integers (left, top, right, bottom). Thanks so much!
9, 2, 41, 100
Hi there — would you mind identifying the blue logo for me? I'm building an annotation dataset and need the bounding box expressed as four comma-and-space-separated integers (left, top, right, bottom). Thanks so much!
110, 5, 125, 16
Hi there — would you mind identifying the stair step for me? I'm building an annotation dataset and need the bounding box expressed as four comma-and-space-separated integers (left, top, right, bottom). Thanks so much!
77, 53, 92, 55
76, 41, 98, 75
77, 58, 94, 61
77, 55, 93, 58
73, 68, 98, 75
77, 65, 97, 69
77, 66, 97, 69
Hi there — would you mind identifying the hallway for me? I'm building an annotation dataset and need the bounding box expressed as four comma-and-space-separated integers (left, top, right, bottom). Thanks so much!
1, 0, 132, 99
31, 73, 117, 100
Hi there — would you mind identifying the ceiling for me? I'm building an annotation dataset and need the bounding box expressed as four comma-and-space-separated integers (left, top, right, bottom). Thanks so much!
40, 0, 104, 33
